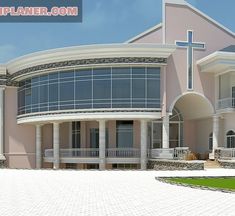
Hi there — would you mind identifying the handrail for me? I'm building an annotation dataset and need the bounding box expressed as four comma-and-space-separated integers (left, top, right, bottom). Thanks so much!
217, 98, 235, 110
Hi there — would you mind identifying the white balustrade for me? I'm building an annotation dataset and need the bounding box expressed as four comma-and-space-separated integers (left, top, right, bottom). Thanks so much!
216, 148, 235, 160
217, 98, 235, 110
45, 148, 99, 158
45, 148, 140, 158
148, 147, 189, 160
106, 148, 140, 158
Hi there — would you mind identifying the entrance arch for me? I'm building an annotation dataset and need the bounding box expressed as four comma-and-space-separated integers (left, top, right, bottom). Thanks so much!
169, 92, 215, 156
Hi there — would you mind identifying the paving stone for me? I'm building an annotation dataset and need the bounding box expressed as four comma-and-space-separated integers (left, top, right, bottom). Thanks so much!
0, 169, 234, 216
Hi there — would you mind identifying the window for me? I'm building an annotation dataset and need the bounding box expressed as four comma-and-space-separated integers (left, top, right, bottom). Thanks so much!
90, 128, 109, 148
209, 133, 213, 151
72, 122, 80, 149
152, 122, 162, 148
232, 86, 235, 108
227, 130, 235, 148
116, 121, 133, 148
17, 66, 161, 115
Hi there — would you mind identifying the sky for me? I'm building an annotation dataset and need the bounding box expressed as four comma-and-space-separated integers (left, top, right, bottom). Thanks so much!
0, 0, 234, 63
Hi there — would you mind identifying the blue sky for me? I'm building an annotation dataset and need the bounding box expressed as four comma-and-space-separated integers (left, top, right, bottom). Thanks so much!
0, 0, 234, 63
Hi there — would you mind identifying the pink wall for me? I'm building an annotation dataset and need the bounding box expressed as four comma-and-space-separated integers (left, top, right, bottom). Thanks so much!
165, 3, 235, 111
183, 120, 196, 152
5, 87, 36, 169
131, 27, 162, 43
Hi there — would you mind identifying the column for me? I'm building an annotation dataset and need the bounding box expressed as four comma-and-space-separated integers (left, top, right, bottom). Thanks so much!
212, 115, 219, 152
35, 124, 42, 169
140, 120, 148, 170
53, 122, 60, 169
162, 113, 170, 148
0, 87, 5, 161
99, 120, 106, 170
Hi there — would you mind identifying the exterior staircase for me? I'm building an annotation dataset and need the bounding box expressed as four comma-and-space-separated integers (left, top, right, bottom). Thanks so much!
204, 160, 221, 169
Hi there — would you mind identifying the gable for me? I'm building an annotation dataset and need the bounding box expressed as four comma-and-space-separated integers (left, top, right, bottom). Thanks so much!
127, 24, 163, 44
165, 3, 235, 56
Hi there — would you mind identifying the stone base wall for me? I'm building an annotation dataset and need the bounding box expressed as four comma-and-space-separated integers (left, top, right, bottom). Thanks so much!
219, 160, 235, 169
0, 160, 5, 168
148, 159, 204, 170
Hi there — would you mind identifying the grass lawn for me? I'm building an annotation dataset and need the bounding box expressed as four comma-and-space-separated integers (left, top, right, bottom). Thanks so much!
166, 177, 235, 191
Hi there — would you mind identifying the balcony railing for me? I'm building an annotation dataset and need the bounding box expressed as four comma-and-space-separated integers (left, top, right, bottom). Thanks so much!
215, 148, 235, 160
44, 148, 140, 158
44, 148, 99, 158
148, 147, 190, 160
106, 148, 140, 158
217, 98, 235, 110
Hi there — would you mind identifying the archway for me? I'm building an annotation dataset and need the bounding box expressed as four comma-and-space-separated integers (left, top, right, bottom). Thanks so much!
169, 92, 215, 156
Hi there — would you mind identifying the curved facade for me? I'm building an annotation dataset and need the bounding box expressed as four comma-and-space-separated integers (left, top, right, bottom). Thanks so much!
0, 0, 235, 170
18, 67, 161, 115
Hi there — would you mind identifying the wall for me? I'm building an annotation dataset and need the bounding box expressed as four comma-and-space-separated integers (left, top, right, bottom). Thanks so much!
165, 3, 235, 111
131, 27, 162, 43
195, 118, 212, 153
5, 87, 36, 169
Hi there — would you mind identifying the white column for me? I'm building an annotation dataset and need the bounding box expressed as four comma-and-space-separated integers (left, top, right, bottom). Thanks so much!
53, 122, 60, 169
99, 120, 106, 170
212, 115, 219, 151
140, 120, 148, 170
162, 113, 170, 149
35, 124, 42, 169
0, 87, 5, 161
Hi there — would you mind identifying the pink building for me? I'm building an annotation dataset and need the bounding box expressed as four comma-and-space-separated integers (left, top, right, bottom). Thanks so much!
0, 0, 234, 170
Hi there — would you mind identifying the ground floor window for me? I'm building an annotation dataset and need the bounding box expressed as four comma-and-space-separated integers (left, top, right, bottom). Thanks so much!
86, 164, 99, 169
209, 132, 213, 151
169, 108, 183, 148
151, 108, 183, 149
116, 121, 133, 148
72, 122, 80, 148
66, 163, 77, 169
152, 121, 162, 148
90, 128, 109, 148
112, 164, 138, 169
227, 130, 235, 148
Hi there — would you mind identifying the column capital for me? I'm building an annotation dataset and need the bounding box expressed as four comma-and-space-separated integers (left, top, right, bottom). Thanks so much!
35, 123, 44, 128
140, 119, 148, 123
97, 119, 106, 123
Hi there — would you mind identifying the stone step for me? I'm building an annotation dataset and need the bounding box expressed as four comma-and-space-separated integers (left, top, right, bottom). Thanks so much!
204, 160, 221, 169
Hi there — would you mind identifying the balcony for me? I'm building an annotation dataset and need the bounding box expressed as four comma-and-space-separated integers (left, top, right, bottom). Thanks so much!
148, 147, 190, 160
215, 148, 235, 160
217, 98, 235, 110
44, 148, 141, 164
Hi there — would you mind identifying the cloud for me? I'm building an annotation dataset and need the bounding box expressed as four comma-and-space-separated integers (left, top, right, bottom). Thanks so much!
0, 44, 16, 63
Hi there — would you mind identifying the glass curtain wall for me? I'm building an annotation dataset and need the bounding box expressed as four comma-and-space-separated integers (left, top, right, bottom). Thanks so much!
18, 67, 161, 115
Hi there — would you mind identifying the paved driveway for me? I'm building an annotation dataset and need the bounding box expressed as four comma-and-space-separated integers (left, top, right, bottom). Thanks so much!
0, 169, 235, 216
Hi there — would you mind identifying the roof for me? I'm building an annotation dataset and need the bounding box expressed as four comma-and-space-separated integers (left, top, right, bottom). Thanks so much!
125, 23, 162, 44
220, 45, 235, 53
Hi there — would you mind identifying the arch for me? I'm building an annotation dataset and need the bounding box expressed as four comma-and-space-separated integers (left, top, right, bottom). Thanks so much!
170, 107, 183, 121
169, 92, 215, 120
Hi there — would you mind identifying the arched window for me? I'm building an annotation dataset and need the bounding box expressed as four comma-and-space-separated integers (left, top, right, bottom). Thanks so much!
226, 130, 235, 148
169, 108, 183, 148
209, 133, 213, 151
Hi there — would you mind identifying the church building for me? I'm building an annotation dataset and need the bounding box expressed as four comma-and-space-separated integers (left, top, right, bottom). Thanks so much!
0, 0, 234, 169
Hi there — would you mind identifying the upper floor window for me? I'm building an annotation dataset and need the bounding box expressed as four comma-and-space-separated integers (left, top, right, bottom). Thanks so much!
226, 130, 235, 148
18, 67, 161, 115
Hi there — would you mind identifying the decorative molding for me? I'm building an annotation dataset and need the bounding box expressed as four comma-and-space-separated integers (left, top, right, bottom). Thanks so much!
10, 57, 167, 80
17, 108, 162, 124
